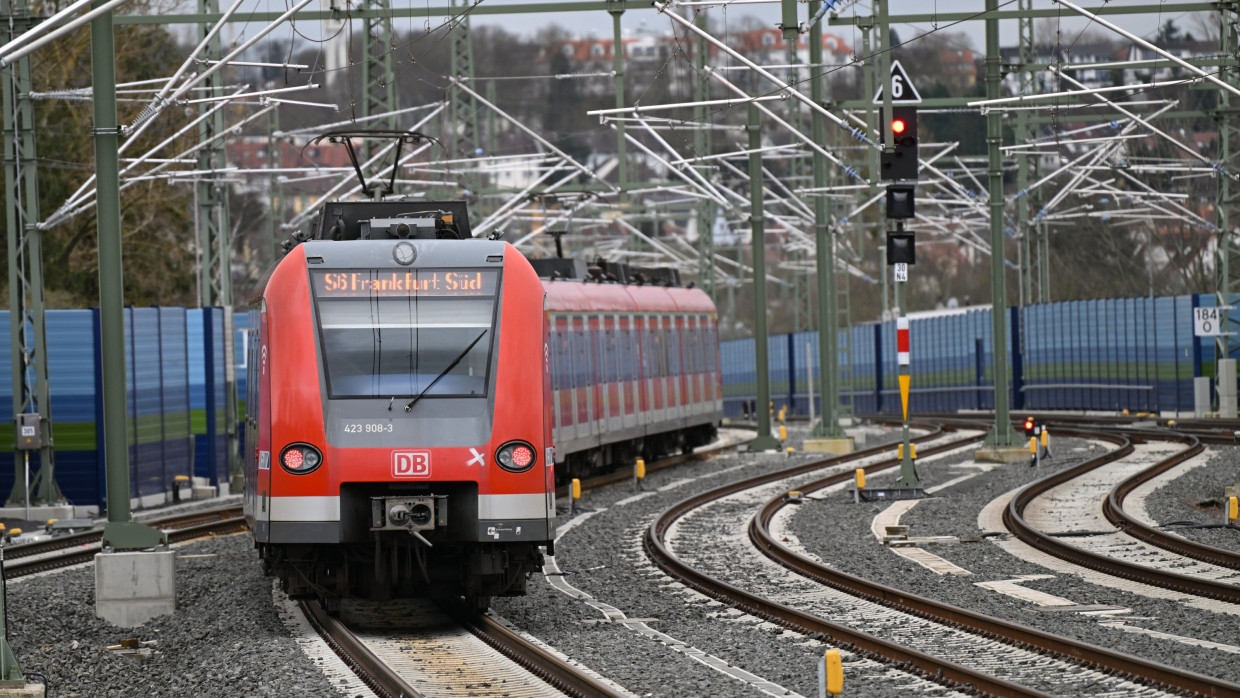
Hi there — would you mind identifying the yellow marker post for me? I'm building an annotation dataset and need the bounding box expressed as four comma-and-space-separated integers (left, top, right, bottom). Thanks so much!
896, 443, 903, 459
1228, 496, 1237, 524
634, 458, 646, 491
778, 406, 787, 423
855, 469, 866, 489
1029, 437, 1037, 454
570, 478, 581, 515
898, 374, 910, 421
779, 425, 787, 442
1041, 428, 1050, 459
823, 648, 843, 696
910, 443, 917, 460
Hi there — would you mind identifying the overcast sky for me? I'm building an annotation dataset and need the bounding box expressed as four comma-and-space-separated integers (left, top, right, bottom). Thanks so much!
464, 1, 1198, 52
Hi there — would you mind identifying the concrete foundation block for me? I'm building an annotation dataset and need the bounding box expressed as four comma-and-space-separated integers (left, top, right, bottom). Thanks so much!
191, 486, 217, 500
0, 683, 45, 698
1220, 359, 1238, 419
1195, 376, 1212, 419
803, 437, 856, 455
95, 551, 176, 627
0, 505, 76, 524
974, 447, 1031, 464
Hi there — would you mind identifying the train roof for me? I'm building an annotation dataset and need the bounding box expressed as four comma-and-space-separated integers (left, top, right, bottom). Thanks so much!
543, 277, 716, 315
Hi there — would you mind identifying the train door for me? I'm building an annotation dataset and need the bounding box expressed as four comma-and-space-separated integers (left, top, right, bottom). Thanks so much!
693, 316, 706, 413
635, 315, 650, 418
620, 315, 637, 431
554, 316, 575, 442
250, 304, 272, 538
708, 318, 722, 406
671, 315, 686, 419
573, 315, 590, 430
649, 316, 665, 419
587, 316, 602, 439
685, 316, 700, 416
604, 316, 620, 433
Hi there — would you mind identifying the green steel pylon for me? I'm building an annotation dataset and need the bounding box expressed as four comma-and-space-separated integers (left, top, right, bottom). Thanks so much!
448, 0, 482, 218
362, 0, 397, 166
3, 0, 63, 507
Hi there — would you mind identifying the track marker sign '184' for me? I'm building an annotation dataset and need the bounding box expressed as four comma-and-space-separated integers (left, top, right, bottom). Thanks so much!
1194, 306, 1234, 336
872, 60, 923, 105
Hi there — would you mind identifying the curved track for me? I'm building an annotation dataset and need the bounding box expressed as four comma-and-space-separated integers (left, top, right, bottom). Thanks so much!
1000, 424, 1240, 604
646, 420, 1240, 696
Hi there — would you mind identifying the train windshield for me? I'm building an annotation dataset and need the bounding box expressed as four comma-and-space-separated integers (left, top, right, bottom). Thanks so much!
309, 268, 500, 399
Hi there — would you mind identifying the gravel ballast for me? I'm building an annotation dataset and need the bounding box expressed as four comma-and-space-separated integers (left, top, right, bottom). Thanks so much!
3, 424, 1237, 697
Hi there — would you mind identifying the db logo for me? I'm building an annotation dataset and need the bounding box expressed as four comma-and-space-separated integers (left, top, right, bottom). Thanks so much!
392, 451, 431, 478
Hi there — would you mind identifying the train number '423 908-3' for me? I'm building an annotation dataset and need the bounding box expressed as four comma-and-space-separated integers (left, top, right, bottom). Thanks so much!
343, 422, 394, 434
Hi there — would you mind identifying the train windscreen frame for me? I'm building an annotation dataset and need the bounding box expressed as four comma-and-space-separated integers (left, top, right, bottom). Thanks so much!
309, 268, 501, 400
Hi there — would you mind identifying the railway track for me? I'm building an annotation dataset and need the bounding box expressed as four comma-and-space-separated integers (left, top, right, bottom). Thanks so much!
553, 427, 754, 498
644, 421, 1240, 697
1001, 425, 1240, 604
300, 598, 621, 698
3, 506, 247, 578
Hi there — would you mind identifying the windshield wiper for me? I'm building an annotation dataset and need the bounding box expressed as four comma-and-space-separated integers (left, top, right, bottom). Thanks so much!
404, 330, 488, 412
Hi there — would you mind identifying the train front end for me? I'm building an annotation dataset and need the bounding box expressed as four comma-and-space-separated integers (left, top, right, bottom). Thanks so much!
245, 204, 554, 611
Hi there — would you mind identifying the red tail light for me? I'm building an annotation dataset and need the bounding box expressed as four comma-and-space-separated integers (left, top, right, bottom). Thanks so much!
496, 441, 537, 473
280, 444, 323, 474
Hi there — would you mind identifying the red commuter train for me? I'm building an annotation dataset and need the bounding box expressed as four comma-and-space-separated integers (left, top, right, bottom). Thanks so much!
244, 201, 723, 612
245, 201, 554, 612
535, 258, 722, 478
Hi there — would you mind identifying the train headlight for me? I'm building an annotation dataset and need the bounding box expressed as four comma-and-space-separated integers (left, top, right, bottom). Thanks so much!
280, 444, 323, 474
496, 441, 537, 473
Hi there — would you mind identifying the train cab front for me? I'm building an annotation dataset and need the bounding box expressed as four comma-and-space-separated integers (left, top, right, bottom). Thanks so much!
257, 207, 554, 611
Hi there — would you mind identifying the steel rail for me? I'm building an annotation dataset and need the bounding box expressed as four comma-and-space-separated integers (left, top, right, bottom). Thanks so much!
749, 452, 1240, 698
299, 600, 424, 698
1101, 436, 1240, 570
1002, 427, 1240, 604
3, 505, 244, 561
4, 515, 248, 578
451, 607, 623, 698
643, 432, 1053, 697
553, 429, 761, 498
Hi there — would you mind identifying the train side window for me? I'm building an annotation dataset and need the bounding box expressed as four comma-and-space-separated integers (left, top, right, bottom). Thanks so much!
670, 319, 682, 377
622, 317, 633, 382
630, 318, 639, 382
604, 321, 616, 383
658, 320, 669, 378
709, 323, 718, 371
586, 320, 597, 387
550, 319, 564, 391
573, 318, 583, 389
687, 320, 698, 374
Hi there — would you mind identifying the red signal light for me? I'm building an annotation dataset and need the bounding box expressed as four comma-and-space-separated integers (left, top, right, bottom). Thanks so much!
511, 445, 534, 468
891, 119, 907, 135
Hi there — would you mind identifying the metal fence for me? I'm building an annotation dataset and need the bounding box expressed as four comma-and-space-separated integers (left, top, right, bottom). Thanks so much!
722, 294, 1215, 419
0, 307, 235, 509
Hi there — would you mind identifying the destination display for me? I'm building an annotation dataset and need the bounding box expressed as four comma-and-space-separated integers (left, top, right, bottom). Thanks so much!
312, 269, 498, 298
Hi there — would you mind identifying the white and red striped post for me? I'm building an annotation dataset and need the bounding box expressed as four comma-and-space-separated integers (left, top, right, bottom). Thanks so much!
895, 295, 919, 489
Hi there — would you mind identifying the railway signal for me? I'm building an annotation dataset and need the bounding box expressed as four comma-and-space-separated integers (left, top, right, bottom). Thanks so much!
886, 183, 916, 220
880, 106, 919, 181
